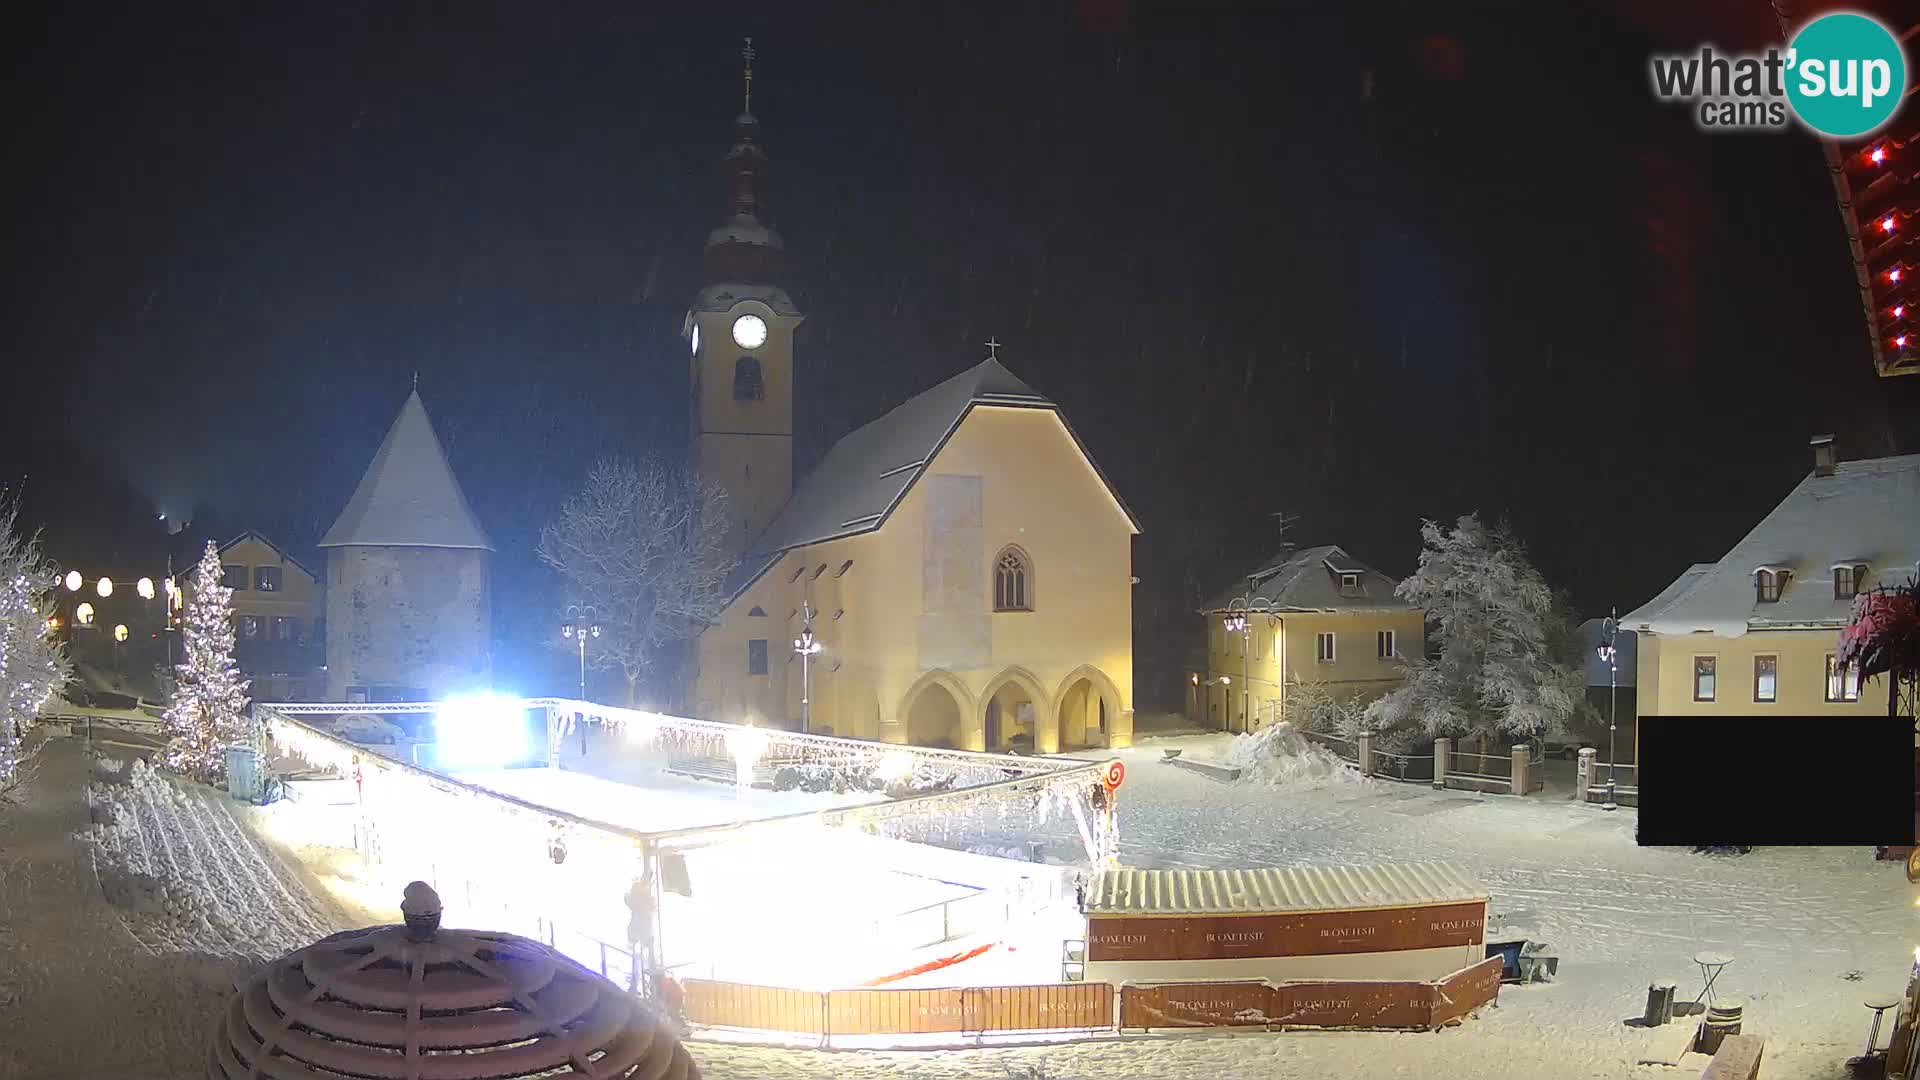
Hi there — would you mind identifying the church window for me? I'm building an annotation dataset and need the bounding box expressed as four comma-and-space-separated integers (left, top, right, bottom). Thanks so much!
733, 356, 764, 401
994, 546, 1033, 612
748, 606, 767, 617
747, 639, 769, 675
811, 564, 827, 580
789, 565, 805, 583
836, 560, 854, 577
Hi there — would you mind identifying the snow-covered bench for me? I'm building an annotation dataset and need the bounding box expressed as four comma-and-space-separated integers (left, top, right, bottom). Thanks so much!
1164, 756, 1242, 782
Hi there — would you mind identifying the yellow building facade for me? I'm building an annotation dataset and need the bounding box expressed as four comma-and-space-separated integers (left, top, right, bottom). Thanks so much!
1623, 441, 1918, 743
197, 531, 325, 701
682, 74, 1137, 750
1194, 546, 1425, 732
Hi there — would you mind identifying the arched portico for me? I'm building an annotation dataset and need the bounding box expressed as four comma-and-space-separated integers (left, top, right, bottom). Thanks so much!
1052, 665, 1125, 752
896, 669, 978, 750
980, 666, 1050, 753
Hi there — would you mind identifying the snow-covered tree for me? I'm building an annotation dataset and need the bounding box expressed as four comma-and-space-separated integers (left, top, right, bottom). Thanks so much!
538, 456, 737, 707
0, 497, 70, 792
1365, 515, 1584, 746
163, 540, 251, 782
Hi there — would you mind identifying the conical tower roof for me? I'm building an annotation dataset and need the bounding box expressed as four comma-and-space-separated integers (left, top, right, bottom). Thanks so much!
319, 390, 493, 551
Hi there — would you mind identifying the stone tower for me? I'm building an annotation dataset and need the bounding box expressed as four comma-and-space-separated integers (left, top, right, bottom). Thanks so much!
319, 390, 493, 702
685, 37, 805, 552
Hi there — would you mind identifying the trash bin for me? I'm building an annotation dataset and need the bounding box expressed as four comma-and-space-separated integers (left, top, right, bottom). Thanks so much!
225, 745, 262, 803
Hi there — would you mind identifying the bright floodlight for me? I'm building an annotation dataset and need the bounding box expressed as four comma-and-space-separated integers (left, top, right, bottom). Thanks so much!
75, 602, 95, 626
64, 571, 81, 592
136, 577, 155, 599
434, 692, 531, 769
874, 750, 916, 783
96, 577, 113, 598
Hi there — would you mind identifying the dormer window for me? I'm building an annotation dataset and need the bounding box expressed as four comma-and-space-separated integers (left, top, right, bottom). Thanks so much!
1834, 563, 1869, 600
1338, 572, 1362, 597
1755, 568, 1788, 603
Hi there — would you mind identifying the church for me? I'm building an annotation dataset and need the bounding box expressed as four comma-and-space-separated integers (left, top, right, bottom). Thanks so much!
687, 46, 1139, 751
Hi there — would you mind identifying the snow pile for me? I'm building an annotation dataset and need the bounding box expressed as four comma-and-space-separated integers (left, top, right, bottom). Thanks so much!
1223, 723, 1369, 789
80, 757, 339, 958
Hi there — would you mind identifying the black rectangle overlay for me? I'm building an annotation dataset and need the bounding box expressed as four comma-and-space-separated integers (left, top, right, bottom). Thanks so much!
1638, 715, 1915, 847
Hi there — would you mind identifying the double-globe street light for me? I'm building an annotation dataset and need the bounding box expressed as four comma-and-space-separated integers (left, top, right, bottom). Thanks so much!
561, 604, 601, 753
56, 565, 181, 671
1595, 608, 1621, 812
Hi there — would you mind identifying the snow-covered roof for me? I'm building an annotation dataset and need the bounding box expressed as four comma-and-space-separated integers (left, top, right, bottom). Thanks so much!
318, 391, 493, 551
1200, 544, 1413, 614
1085, 863, 1487, 916
1620, 453, 1920, 637
691, 282, 801, 317
724, 357, 1140, 600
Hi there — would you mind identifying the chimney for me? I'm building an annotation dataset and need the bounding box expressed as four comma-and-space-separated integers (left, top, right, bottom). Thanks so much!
1810, 434, 1837, 477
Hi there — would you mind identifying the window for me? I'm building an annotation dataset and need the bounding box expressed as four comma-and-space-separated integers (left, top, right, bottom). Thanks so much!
239, 615, 262, 640
788, 564, 805, 583
272, 616, 297, 642
1755, 569, 1786, 603
1338, 572, 1362, 597
347, 686, 368, 704
223, 564, 248, 590
1316, 631, 1336, 662
254, 566, 282, 592
1692, 656, 1716, 701
747, 639, 769, 675
733, 356, 764, 401
836, 560, 854, 577
747, 606, 767, 617
1377, 629, 1396, 659
1753, 655, 1777, 702
810, 564, 827, 581
994, 547, 1032, 611
832, 608, 844, 620
1836, 564, 1868, 600
1826, 654, 1861, 702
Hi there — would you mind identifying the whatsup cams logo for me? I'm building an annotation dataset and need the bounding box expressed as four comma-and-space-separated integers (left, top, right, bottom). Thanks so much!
1650, 11, 1907, 136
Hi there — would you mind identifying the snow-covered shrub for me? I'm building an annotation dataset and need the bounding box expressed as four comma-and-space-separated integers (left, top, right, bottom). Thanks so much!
1225, 722, 1369, 789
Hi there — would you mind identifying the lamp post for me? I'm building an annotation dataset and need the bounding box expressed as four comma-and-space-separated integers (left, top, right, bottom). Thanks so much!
794, 603, 823, 732
561, 604, 600, 754
1596, 609, 1620, 812
58, 565, 177, 686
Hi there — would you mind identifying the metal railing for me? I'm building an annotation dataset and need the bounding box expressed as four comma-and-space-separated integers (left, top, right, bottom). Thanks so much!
1584, 761, 1639, 801
1447, 749, 1512, 782
1369, 748, 1435, 784
1301, 730, 1360, 765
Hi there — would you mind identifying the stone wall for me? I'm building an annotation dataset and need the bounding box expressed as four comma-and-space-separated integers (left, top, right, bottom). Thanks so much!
323, 546, 490, 701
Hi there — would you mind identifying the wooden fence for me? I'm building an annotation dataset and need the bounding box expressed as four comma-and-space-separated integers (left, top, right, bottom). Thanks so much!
681, 957, 1500, 1040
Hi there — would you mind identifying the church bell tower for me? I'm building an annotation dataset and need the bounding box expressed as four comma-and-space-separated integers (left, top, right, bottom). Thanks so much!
687, 37, 803, 551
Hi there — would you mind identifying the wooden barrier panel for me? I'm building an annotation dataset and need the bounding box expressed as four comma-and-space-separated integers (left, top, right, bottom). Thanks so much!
966, 983, 1113, 1032
682, 979, 826, 1034
1088, 901, 1486, 962
829, 987, 969, 1035
1430, 955, 1503, 1026
1119, 981, 1275, 1029
1270, 979, 1431, 1029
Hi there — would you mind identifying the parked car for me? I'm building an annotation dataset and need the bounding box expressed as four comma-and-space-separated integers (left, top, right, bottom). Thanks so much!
331, 713, 403, 745
1538, 732, 1587, 760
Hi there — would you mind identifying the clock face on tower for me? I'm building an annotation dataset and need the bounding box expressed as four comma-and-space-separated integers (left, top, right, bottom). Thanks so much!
732, 314, 768, 350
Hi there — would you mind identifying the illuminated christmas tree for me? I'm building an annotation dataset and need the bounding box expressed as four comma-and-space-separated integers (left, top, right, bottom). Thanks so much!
163, 540, 251, 782
0, 497, 70, 790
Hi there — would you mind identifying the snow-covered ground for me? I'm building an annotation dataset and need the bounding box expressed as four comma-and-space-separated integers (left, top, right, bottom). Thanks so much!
452, 762, 885, 833
4, 723, 1911, 1079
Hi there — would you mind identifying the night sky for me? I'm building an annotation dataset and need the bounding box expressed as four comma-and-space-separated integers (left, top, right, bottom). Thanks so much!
6, 1, 1918, 703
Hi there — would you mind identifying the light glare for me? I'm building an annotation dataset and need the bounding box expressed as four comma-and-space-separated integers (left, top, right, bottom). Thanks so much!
435, 692, 531, 769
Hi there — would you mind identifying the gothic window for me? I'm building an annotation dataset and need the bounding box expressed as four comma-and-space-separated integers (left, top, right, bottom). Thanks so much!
993, 547, 1032, 612
747, 639, 769, 676
747, 606, 767, 617
733, 356, 764, 401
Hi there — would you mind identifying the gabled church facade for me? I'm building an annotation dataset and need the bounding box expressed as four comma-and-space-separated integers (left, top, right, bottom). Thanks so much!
686, 47, 1139, 751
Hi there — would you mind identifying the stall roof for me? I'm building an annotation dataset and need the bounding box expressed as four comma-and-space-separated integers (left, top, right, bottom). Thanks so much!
1085, 863, 1487, 916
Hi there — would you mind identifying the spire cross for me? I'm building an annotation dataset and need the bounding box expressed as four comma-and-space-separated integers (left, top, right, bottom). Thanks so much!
742, 37, 756, 113
412, 370, 419, 391
984, 337, 1002, 361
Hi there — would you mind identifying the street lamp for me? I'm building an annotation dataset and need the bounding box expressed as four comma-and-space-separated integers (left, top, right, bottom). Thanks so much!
561, 604, 601, 755
794, 603, 823, 732
1596, 608, 1620, 812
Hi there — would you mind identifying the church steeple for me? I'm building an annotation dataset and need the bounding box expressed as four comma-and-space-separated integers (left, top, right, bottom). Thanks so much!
704, 37, 783, 285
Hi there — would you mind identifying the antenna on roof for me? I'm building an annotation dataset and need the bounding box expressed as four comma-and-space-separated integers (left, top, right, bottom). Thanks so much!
1270, 511, 1301, 552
